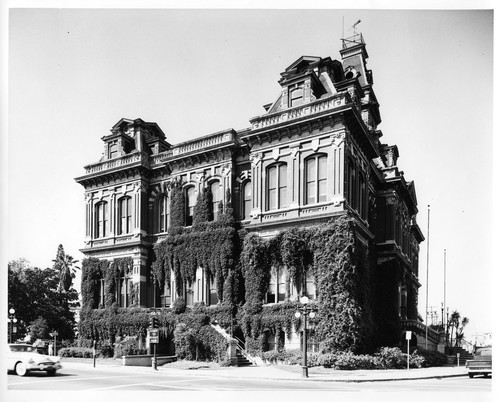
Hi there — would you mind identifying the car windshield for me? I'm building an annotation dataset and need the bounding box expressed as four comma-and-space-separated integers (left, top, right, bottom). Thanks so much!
9, 345, 35, 352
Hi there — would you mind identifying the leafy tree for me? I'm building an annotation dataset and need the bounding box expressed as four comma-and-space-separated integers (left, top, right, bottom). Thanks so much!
8, 259, 79, 341
29, 317, 50, 340
52, 244, 80, 292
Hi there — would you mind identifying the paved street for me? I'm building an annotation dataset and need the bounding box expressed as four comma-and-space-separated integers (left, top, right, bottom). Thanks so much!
6, 362, 492, 393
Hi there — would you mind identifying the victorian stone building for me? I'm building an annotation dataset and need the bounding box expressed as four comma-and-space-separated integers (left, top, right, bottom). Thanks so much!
75, 34, 434, 352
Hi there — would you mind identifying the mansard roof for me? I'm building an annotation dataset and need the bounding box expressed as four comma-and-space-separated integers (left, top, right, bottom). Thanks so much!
109, 118, 167, 142
283, 56, 322, 74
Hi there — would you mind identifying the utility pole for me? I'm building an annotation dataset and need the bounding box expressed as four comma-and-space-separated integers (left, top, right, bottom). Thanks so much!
425, 205, 430, 349
443, 249, 447, 332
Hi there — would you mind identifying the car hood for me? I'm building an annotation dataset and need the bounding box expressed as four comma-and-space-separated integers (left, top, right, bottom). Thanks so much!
10, 352, 59, 363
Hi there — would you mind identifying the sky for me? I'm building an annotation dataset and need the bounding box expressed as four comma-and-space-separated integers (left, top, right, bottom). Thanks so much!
2, 2, 496, 342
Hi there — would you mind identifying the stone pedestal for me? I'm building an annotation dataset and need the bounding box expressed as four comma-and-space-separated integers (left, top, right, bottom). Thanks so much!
227, 339, 238, 366
437, 331, 447, 354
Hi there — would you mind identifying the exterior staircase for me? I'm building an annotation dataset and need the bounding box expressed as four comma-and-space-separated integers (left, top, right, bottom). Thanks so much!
210, 322, 257, 367
445, 346, 473, 366
236, 349, 253, 367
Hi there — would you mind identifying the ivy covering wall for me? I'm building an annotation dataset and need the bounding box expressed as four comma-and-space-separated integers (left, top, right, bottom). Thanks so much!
80, 205, 381, 357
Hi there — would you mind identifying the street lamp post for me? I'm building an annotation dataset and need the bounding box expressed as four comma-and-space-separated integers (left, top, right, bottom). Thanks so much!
49, 331, 58, 356
294, 295, 317, 378
8, 308, 17, 343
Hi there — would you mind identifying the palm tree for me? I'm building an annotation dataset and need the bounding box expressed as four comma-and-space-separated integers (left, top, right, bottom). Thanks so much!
455, 317, 470, 347
448, 310, 461, 347
52, 244, 80, 292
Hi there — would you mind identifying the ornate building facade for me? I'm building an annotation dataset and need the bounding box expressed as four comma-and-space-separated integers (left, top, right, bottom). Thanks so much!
76, 34, 433, 351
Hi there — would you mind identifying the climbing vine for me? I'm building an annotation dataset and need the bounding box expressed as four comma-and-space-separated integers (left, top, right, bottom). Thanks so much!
169, 177, 185, 228
152, 204, 238, 301
311, 215, 373, 353
240, 232, 270, 312
193, 186, 212, 225
81, 257, 106, 309
81, 213, 376, 357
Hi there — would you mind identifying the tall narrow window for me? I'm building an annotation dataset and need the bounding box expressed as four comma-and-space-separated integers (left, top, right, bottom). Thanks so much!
277, 269, 286, 302
347, 159, 356, 209
185, 186, 196, 226
358, 173, 366, 219
209, 275, 218, 306
242, 181, 252, 220
108, 142, 118, 159
118, 197, 132, 235
158, 195, 169, 233
304, 270, 316, 300
210, 181, 220, 221
289, 86, 303, 107
266, 272, 277, 303
117, 277, 128, 307
161, 285, 171, 308
399, 284, 408, 319
267, 164, 288, 211
99, 279, 105, 308
305, 154, 327, 205
95, 202, 108, 238
185, 280, 194, 307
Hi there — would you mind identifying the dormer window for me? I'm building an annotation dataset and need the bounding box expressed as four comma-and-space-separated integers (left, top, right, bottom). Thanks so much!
108, 141, 118, 159
289, 85, 303, 107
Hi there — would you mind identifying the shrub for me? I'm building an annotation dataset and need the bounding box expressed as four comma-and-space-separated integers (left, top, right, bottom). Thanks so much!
194, 325, 227, 362
99, 339, 114, 358
409, 351, 425, 368
172, 298, 187, 314
58, 347, 95, 358
219, 357, 232, 367
375, 347, 407, 369
114, 336, 147, 358
411, 347, 448, 367
332, 351, 381, 370
174, 323, 195, 360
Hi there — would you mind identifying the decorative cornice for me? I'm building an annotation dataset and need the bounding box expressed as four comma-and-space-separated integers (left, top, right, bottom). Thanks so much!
248, 92, 352, 132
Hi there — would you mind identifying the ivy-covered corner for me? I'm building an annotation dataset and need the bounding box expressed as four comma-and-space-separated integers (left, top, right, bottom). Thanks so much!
78, 212, 381, 360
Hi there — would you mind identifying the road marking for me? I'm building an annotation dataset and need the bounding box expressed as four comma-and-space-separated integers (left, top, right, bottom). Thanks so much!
88, 378, 213, 391
8, 374, 143, 387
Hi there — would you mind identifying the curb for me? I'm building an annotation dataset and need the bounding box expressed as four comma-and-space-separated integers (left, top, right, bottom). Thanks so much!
60, 361, 469, 383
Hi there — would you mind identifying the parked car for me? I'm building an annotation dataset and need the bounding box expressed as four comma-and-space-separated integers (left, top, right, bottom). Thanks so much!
465, 346, 492, 378
6, 343, 62, 376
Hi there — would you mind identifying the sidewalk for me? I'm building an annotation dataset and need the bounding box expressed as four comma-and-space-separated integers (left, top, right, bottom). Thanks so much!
157, 364, 469, 383
62, 358, 468, 382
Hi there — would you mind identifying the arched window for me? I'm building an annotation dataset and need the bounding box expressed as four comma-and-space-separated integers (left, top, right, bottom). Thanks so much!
118, 196, 132, 235
185, 186, 196, 226
157, 194, 169, 233
305, 154, 327, 205
210, 181, 221, 221
95, 201, 108, 238
266, 164, 288, 211
242, 181, 252, 220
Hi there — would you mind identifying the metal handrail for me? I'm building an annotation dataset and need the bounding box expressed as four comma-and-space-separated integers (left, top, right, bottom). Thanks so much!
209, 323, 257, 366
234, 342, 257, 366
